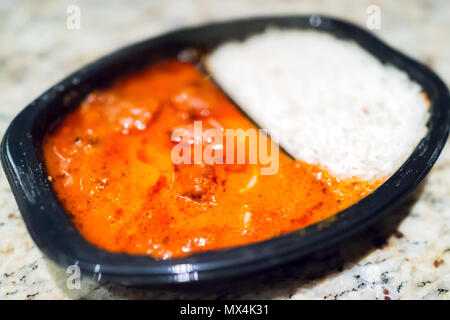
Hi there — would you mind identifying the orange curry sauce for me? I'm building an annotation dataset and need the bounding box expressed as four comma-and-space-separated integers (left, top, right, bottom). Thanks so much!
43, 61, 382, 259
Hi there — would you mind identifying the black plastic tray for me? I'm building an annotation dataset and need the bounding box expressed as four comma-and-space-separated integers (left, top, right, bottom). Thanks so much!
2, 16, 449, 286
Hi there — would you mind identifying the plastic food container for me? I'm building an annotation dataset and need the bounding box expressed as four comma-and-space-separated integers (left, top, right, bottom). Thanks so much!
2, 16, 449, 286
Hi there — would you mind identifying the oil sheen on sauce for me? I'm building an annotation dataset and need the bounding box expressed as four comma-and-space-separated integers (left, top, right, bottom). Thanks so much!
43, 61, 382, 259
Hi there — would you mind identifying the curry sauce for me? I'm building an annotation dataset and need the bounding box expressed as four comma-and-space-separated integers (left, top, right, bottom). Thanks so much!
43, 61, 381, 259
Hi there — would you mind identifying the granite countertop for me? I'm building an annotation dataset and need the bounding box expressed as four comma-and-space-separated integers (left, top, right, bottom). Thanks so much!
0, 0, 449, 299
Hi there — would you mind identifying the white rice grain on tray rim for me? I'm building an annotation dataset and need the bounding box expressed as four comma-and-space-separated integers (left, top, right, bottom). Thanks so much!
207, 29, 430, 180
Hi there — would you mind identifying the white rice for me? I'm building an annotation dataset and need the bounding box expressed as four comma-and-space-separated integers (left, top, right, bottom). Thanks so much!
207, 29, 430, 180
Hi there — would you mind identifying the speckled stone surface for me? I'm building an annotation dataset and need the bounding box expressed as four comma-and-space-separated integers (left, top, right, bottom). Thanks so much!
0, 0, 449, 299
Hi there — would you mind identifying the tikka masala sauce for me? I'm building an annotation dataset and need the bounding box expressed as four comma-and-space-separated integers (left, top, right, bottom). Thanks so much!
43, 61, 381, 259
